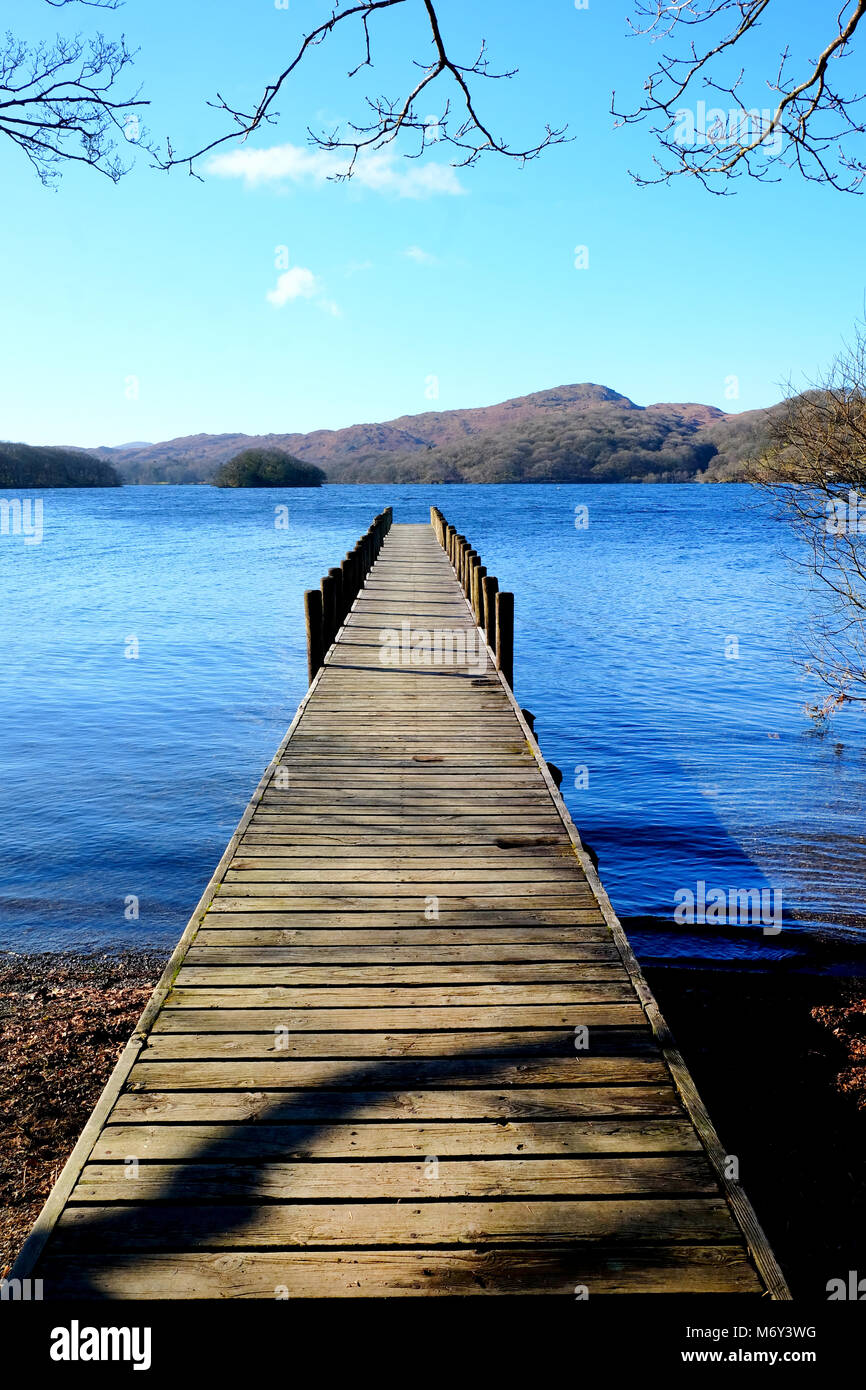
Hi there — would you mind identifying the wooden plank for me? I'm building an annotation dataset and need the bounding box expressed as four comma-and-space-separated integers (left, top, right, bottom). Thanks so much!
72, 1156, 718, 1201
165, 984, 637, 1007
184, 944, 621, 963
224, 867, 584, 882
90, 1118, 703, 1160
142, 1028, 656, 1060
173, 964, 629, 986
51, 1199, 738, 1250
111, 1087, 685, 1122
151, 1004, 647, 1031
193, 928, 611, 945
203, 910, 607, 927
36, 1246, 763, 1298
126, 1057, 668, 1090
213, 888, 599, 904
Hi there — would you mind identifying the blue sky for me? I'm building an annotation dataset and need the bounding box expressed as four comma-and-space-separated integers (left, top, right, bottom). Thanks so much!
2, 0, 864, 447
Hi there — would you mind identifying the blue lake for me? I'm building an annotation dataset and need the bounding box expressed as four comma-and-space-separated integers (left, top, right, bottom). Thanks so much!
1, 483, 864, 962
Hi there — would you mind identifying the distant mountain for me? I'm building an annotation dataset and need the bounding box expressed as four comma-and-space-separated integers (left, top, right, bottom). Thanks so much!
0, 441, 121, 488
89, 383, 776, 485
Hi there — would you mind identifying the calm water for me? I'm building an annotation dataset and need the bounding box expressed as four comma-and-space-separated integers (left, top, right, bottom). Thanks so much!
1, 484, 864, 963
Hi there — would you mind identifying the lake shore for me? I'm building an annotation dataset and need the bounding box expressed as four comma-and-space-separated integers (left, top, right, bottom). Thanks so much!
1, 944, 863, 1293
0, 949, 166, 1278
646, 955, 866, 1298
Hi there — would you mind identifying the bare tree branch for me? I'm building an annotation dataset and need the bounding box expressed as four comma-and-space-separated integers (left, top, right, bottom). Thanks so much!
0, 1, 149, 185
614, 1, 866, 194
156, 0, 568, 178
750, 326, 866, 720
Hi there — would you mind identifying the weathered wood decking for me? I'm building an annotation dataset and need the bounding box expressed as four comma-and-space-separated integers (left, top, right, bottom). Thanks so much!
13, 519, 789, 1298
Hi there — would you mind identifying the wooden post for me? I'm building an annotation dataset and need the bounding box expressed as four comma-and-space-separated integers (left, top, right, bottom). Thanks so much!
321, 573, 337, 648
458, 539, 468, 585
465, 550, 478, 597
304, 589, 324, 685
341, 556, 355, 613
329, 566, 343, 626
472, 564, 487, 625
466, 554, 476, 604
483, 575, 498, 651
496, 590, 514, 689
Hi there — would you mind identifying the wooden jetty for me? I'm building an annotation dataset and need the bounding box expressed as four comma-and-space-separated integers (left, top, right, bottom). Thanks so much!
11, 507, 789, 1298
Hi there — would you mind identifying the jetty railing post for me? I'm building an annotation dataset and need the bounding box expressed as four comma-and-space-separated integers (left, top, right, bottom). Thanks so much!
341, 556, 354, 615
465, 550, 478, 598
473, 564, 487, 625
304, 589, 324, 684
305, 510, 389, 688
329, 566, 343, 627
495, 591, 514, 689
321, 573, 337, 648
483, 575, 498, 651
465, 553, 475, 601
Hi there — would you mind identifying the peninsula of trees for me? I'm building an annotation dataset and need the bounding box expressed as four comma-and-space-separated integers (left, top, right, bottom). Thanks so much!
0, 442, 121, 488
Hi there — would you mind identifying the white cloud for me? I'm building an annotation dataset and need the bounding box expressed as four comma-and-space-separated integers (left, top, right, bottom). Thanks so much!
266, 267, 319, 306
405, 245, 439, 265
266, 265, 342, 317
209, 143, 464, 199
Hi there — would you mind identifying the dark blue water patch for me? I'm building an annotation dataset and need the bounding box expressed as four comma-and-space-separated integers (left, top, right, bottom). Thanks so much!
1, 483, 865, 955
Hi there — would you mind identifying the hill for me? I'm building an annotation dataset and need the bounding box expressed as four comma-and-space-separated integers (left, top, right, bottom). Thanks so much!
90, 383, 776, 484
0, 442, 121, 488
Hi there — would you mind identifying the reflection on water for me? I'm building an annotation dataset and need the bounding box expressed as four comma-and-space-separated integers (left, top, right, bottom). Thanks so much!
0, 483, 863, 961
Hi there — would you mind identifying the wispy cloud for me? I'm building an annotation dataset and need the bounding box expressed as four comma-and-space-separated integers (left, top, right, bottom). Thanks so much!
404, 245, 439, 265
266, 265, 341, 316
209, 143, 464, 199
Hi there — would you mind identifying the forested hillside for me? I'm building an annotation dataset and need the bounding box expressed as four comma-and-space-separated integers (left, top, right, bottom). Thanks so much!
0, 443, 121, 488
69, 382, 778, 485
